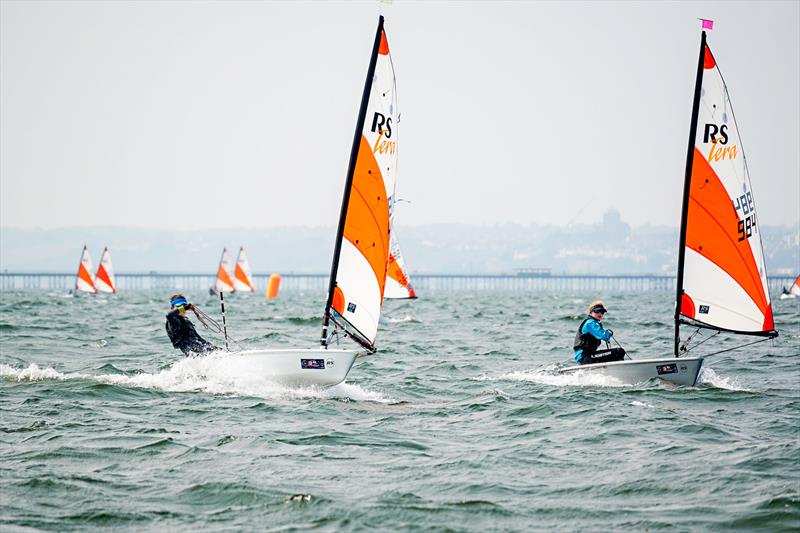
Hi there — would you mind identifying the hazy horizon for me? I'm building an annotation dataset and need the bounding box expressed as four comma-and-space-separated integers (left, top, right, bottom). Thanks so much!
2, 1, 799, 231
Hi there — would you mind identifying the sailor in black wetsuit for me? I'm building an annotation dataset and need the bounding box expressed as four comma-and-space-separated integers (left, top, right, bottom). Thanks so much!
573, 300, 626, 365
165, 294, 217, 356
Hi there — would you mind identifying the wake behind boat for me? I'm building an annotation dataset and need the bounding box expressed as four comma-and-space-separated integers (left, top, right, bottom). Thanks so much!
222, 16, 399, 388
561, 23, 777, 387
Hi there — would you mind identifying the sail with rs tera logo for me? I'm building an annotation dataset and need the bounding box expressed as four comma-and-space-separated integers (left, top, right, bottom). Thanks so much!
675, 30, 777, 345
321, 16, 397, 352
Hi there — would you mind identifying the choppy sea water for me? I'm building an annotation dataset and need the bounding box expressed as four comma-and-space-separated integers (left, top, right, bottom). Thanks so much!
1, 289, 798, 531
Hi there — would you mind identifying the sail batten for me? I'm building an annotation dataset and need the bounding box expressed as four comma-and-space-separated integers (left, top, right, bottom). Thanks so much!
676, 30, 776, 346
321, 16, 397, 352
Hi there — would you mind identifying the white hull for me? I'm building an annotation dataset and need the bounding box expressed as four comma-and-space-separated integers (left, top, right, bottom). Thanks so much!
779, 293, 796, 300
229, 348, 359, 387
560, 357, 704, 387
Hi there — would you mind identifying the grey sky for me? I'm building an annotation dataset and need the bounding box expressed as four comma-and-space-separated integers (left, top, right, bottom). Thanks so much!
1, 0, 798, 230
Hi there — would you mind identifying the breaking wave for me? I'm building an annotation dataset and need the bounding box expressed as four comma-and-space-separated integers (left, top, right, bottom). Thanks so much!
0, 357, 393, 403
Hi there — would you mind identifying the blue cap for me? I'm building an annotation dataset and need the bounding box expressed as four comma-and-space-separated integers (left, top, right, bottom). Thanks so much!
171, 296, 188, 308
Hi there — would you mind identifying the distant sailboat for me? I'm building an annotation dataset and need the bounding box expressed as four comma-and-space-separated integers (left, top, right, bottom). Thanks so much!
780, 275, 800, 299
230, 16, 398, 386
561, 25, 777, 386
213, 248, 235, 293
75, 245, 97, 294
95, 246, 117, 294
233, 247, 255, 293
384, 231, 416, 299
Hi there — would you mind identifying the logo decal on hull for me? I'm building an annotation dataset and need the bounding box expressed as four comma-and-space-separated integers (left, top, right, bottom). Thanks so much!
699, 305, 710, 314
301, 358, 326, 370
656, 363, 678, 375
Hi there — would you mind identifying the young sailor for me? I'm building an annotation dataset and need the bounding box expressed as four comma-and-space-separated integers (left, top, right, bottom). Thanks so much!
573, 300, 626, 365
165, 294, 217, 356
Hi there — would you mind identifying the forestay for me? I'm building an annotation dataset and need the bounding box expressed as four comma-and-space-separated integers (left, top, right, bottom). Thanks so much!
75, 245, 97, 294
95, 247, 116, 294
677, 33, 776, 338
233, 247, 255, 292
214, 248, 235, 293
323, 16, 398, 351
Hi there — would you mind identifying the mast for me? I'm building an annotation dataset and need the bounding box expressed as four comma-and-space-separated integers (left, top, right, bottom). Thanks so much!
321, 16, 385, 349
674, 30, 707, 357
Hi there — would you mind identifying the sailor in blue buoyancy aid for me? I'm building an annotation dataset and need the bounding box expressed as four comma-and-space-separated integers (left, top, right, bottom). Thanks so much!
573, 300, 626, 365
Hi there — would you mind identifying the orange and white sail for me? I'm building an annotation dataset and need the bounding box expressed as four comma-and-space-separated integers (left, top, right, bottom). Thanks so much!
676, 31, 775, 338
214, 248, 235, 293
75, 245, 96, 293
95, 246, 116, 294
322, 16, 398, 351
233, 246, 255, 292
384, 231, 416, 299
790, 275, 800, 296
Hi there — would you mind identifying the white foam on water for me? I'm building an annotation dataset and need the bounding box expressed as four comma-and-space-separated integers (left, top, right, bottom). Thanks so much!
697, 366, 751, 392
382, 314, 417, 323
630, 400, 655, 409
475, 367, 628, 388
0, 363, 67, 381
0, 358, 394, 403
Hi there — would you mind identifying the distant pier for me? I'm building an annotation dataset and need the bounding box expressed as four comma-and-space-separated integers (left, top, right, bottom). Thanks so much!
0, 272, 794, 293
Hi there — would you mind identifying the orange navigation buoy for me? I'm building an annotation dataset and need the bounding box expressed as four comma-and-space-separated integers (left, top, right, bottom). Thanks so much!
266, 273, 281, 299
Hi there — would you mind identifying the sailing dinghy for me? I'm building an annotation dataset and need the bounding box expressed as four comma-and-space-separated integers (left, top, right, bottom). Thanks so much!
95, 246, 117, 294
230, 16, 398, 387
75, 245, 97, 294
779, 275, 799, 300
233, 246, 255, 293
384, 231, 417, 299
561, 26, 777, 386
212, 248, 235, 294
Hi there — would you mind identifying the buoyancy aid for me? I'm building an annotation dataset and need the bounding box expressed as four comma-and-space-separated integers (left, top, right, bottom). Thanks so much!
573, 316, 602, 355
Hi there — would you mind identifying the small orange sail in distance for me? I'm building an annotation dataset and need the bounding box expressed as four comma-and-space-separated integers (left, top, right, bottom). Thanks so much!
95, 246, 116, 294
233, 246, 255, 292
214, 248, 235, 293
75, 245, 97, 294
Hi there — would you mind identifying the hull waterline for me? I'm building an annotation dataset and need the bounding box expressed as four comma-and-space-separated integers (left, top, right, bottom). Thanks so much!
559, 357, 704, 387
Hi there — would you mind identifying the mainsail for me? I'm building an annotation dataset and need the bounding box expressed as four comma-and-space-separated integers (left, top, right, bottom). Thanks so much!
322, 16, 397, 351
790, 275, 800, 296
214, 248, 235, 293
75, 245, 97, 293
95, 246, 116, 294
675, 30, 777, 354
384, 231, 417, 299
233, 246, 255, 292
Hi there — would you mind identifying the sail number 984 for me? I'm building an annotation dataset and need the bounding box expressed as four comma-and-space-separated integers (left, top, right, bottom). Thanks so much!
733, 192, 756, 242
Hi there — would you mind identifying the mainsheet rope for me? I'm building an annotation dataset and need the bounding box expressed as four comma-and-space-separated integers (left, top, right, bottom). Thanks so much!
192, 305, 243, 351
